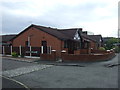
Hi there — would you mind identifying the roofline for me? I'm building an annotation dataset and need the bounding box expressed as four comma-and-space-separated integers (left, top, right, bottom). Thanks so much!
33, 25, 67, 41
10, 25, 34, 41
82, 36, 97, 43
59, 28, 82, 31
11, 24, 68, 42
10, 24, 98, 43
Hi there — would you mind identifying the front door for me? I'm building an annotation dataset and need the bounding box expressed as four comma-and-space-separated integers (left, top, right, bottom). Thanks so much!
41, 41, 47, 53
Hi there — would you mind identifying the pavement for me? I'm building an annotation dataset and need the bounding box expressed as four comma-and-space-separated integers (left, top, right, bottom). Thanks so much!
1, 53, 119, 88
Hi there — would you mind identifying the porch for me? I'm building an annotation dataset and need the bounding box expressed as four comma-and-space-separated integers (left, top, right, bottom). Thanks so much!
63, 39, 91, 54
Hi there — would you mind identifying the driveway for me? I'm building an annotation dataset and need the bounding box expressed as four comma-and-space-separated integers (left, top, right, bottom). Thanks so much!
1, 54, 119, 88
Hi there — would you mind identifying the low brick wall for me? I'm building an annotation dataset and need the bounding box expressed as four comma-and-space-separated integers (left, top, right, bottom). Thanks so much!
74, 49, 91, 54
74, 50, 81, 55
91, 50, 107, 53
40, 54, 56, 60
40, 52, 56, 61
62, 52, 115, 62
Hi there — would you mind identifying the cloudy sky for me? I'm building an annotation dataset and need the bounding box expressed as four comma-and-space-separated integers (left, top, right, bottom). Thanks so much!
1, 0, 119, 37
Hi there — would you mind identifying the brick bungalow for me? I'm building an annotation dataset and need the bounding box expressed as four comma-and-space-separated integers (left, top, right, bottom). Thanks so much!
0, 34, 16, 46
11, 24, 101, 57
88, 35, 103, 48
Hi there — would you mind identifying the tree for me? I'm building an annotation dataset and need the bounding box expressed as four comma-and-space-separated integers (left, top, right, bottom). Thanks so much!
104, 38, 120, 50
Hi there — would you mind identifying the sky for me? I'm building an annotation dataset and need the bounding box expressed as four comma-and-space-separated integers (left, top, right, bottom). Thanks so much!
1, 0, 119, 37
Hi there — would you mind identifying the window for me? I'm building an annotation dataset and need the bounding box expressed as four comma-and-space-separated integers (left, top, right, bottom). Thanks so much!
41, 41, 47, 53
25, 41, 30, 47
64, 41, 68, 48
41, 41, 47, 46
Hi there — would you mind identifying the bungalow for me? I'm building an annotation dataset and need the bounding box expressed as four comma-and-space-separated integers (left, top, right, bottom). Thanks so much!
0, 34, 16, 46
11, 24, 102, 57
88, 35, 103, 48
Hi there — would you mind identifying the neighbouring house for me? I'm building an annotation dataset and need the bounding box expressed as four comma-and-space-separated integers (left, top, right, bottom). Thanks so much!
82, 31, 103, 48
0, 34, 16, 46
11, 24, 102, 57
88, 35, 103, 48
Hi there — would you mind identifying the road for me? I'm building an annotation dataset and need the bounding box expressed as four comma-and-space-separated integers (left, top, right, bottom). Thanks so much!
2, 76, 28, 89
1, 54, 119, 88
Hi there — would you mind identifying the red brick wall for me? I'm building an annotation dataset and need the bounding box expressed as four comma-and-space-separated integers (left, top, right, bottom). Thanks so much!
90, 41, 97, 49
12, 27, 63, 57
74, 50, 81, 55
62, 52, 115, 62
91, 50, 107, 53
74, 49, 91, 54
40, 51, 56, 60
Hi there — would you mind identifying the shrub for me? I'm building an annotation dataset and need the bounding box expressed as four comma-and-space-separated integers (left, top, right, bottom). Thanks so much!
114, 46, 120, 53
12, 52, 18, 57
99, 47, 105, 51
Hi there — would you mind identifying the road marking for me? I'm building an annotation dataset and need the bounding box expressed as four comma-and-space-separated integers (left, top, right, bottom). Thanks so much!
1, 64, 53, 78
1, 75, 30, 90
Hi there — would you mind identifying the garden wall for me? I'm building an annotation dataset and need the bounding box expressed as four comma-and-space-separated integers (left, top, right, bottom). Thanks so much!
61, 52, 115, 62
40, 52, 56, 61
91, 49, 107, 53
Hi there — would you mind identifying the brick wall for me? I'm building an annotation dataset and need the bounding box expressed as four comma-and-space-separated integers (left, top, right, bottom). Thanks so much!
90, 41, 97, 49
61, 52, 115, 62
91, 49, 107, 53
74, 49, 91, 54
40, 51, 56, 60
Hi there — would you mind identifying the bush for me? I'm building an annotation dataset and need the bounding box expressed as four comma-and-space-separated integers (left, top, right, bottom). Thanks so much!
99, 47, 105, 51
114, 46, 120, 53
12, 52, 18, 57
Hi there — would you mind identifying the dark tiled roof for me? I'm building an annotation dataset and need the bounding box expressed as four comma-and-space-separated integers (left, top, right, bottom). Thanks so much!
11, 24, 98, 43
81, 34, 97, 42
0, 34, 16, 42
88, 35, 103, 43
58, 28, 82, 40
33, 25, 70, 40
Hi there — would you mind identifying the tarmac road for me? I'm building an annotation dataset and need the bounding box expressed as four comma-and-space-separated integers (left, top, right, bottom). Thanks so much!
1, 76, 29, 89
1, 53, 119, 88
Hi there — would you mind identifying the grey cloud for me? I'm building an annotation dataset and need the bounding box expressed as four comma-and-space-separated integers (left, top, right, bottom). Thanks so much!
2, 1, 117, 37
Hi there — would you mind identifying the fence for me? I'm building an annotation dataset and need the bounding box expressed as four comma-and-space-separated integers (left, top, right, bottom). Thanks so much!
1, 46, 52, 57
